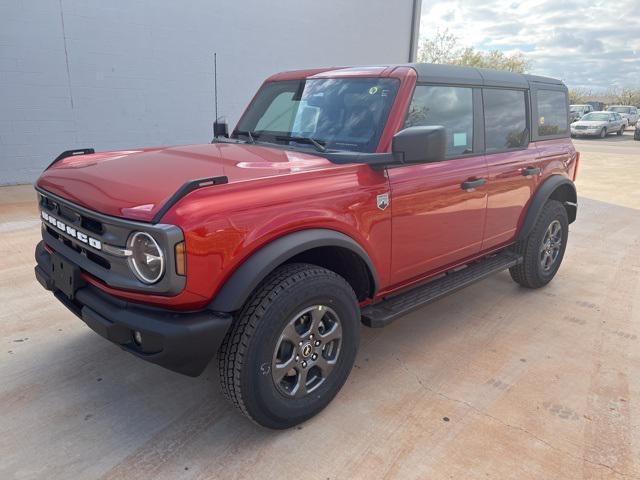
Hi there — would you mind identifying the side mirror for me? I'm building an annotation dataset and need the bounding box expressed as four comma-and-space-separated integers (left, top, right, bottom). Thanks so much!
213, 117, 229, 138
392, 126, 447, 164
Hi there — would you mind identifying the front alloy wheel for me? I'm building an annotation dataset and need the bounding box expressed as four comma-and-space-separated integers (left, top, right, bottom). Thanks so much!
272, 305, 342, 398
218, 263, 360, 429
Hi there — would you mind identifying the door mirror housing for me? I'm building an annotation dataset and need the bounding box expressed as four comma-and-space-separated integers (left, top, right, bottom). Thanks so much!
213, 118, 229, 138
392, 126, 447, 165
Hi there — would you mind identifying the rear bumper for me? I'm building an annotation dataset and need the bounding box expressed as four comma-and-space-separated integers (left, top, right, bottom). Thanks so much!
35, 241, 232, 376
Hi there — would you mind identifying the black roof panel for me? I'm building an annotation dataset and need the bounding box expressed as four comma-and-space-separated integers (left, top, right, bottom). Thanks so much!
398, 63, 564, 88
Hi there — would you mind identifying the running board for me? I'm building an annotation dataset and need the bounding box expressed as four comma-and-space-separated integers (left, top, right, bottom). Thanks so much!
361, 251, 523, 328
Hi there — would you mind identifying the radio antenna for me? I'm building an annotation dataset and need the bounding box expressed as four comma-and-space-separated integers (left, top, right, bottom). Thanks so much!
213, 52, 218, 121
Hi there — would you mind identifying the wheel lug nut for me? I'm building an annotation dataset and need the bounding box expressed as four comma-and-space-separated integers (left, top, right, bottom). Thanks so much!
299, 341, 303, 346
315, 340, 321, 346
295, 355, 300, 361
302, 361, 307, 368
309, 334, 314, 339
312, 354, 318, 360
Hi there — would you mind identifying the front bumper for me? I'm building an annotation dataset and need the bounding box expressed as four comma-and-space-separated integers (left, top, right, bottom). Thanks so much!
571, 129, 600, 136
35, 241, 232, 376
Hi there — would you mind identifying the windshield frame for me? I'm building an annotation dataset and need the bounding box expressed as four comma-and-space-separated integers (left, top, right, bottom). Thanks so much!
233, 77, 401, 154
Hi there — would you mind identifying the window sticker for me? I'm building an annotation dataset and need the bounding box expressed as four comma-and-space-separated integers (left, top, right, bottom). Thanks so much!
453, 132, 467, 147
368, 86, 379, 95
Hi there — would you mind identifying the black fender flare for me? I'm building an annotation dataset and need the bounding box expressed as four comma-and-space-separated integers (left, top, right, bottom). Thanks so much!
518, 175, 577, 241
208, 229, 379, 312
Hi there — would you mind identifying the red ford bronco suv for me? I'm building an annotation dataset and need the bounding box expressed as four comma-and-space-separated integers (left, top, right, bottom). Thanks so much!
34, 64, 578, 429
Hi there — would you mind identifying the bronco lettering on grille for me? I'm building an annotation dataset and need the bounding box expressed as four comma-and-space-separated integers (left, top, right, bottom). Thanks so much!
41, 211, 102, 250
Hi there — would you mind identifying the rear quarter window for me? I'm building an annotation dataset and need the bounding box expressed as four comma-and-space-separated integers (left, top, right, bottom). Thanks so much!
537, 90, 568, 136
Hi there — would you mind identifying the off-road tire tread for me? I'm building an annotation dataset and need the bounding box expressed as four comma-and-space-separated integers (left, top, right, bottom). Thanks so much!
509, 200, 567, 288
217, 263, 354, 425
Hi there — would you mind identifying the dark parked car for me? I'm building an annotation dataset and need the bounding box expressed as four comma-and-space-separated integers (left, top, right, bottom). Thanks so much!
570, 104, 593, 122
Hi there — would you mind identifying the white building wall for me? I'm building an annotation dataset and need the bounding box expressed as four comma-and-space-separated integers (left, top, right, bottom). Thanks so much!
0, 0, 416, 185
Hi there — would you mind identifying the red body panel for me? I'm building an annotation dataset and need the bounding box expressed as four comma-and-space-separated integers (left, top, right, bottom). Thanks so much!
36, 66, 577, 311
387, 155, 488, 286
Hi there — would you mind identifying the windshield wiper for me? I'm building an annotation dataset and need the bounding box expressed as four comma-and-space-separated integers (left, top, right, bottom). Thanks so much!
275, 135, 327, 152
235, 130, 257, 144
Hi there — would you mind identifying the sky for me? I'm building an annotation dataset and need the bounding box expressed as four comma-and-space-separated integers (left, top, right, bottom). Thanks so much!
419, 0, 640, 91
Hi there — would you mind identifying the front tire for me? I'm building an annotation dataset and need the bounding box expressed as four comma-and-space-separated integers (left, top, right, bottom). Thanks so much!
218, 263, 360, 429
617, 126, 624, 136
599, 127, 607, 138
509, 200, 569, 289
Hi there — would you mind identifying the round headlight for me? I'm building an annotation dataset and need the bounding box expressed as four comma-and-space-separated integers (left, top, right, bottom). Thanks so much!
127, 232, 165, 284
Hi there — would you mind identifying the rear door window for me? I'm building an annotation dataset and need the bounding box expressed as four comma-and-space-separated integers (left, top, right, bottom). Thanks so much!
483, 89, 528, 152
404, 85, 473, 157
537, 90, 568, 136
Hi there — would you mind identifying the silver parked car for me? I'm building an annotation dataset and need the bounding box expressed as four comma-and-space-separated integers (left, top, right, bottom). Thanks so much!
570, 111, 626, 138
607, 105, 638, 126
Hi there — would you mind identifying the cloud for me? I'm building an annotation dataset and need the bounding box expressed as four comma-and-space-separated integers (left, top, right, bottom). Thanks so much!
419, 0, 640, 90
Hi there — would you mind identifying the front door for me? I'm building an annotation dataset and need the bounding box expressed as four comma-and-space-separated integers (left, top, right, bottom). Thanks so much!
388, 84, 488, 286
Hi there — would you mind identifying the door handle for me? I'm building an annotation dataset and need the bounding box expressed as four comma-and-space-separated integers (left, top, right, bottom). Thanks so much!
461, 178, 487, 191
522, 166, 541, 177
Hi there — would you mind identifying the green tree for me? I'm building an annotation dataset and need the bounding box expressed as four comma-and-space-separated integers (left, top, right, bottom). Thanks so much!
416, 28, 459, 65
418, 29, 530, 73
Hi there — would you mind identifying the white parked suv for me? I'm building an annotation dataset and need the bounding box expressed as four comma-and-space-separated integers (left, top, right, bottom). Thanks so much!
608, 106, 638, 127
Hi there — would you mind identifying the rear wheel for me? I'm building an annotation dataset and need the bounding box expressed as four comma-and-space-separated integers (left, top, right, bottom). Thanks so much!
218, 263, 360, 429
510, 200, 568, 289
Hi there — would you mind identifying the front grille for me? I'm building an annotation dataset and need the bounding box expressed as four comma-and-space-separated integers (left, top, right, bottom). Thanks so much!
41, 200, 110, 271
37, 188, 185, 295
574, 125, 588, 130
81, 216, 103, 235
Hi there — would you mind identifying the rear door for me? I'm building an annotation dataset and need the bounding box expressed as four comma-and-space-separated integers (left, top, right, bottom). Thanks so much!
388, 84, 488, 285
482, 88, 541, 250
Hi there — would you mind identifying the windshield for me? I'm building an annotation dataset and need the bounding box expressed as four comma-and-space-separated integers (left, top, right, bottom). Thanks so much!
609, 107, 631, 114
581, 113, 610, 121
235, 78, 399, 153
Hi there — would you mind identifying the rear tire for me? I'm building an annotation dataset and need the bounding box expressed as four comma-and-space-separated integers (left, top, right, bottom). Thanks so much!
509, 200, 568, 289
218, 263, 360, 429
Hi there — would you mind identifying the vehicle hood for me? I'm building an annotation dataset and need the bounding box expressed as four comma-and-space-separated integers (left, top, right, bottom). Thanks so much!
571, 120, 607, 127
37, 143, 336, 222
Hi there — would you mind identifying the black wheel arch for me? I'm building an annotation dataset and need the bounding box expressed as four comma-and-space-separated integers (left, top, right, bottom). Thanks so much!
209, 229, 378, 312
518, 175, 577, 241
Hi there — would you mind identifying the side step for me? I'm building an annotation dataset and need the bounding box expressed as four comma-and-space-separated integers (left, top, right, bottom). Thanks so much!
361, 251, 522, 328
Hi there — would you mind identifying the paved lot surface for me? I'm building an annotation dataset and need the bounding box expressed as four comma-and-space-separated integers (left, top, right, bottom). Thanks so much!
1, 132, 639, 479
